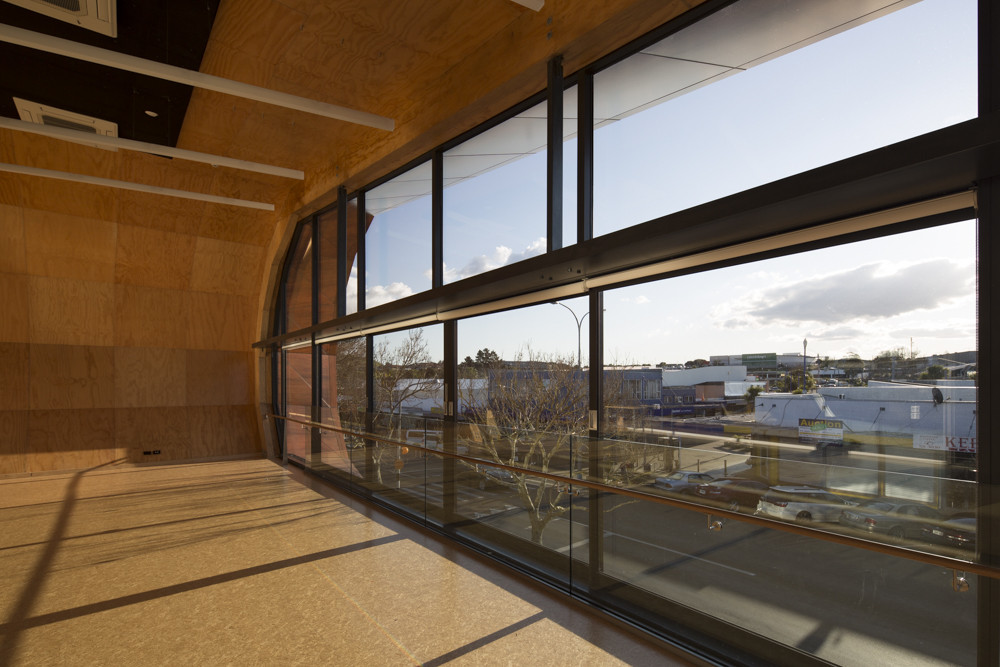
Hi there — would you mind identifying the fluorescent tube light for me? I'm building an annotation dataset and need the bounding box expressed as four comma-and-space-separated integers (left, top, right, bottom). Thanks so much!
0, 117, 304, 179
0, 162, 275, 210
0, 23, 395, 131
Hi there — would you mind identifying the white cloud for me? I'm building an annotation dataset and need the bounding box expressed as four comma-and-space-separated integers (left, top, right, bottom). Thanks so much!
366, 282, 414, 308
745, 259, 972, 324
443, 237, 547, 282
889, 326, 971, 340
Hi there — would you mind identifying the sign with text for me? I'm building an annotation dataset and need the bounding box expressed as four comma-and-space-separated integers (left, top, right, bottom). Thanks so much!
913, 434, 977, 453
743, 352, 777, 370
798, 418, 844, 442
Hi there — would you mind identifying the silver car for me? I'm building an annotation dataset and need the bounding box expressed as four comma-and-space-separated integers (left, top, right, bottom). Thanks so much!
651, 471, 715, 495
756, 485, 855, 523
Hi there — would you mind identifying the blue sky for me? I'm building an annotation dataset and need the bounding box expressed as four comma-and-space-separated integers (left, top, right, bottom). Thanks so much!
365, 0, 978, 365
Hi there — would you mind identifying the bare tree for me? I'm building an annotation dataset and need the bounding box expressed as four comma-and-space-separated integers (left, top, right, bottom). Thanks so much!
459, 351, 646, 544
371, 329, 440, 484
460, 349, 586, 544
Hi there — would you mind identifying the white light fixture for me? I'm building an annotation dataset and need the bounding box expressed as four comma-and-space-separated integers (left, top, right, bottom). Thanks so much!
0, 116, 304, 179
0, 162, 275, 210
0, 23, 395, 131
14, 96, 117, 151
3, 0, 116, 38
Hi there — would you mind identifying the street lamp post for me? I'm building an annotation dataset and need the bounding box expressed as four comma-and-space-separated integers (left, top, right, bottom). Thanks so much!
552, 302, 589, 369
802, 338, 808, 393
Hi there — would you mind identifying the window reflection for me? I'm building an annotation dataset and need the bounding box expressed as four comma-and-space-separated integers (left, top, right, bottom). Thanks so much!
443, 104, 548, 283
600, 219, 977, 663
365, 163, 433, 307
593, 0, 976, 236
370, 326, 444, 514
283, 220, 313, 332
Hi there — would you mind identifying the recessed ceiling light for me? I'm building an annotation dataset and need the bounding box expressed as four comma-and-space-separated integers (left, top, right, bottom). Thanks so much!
144, 110, 159, 117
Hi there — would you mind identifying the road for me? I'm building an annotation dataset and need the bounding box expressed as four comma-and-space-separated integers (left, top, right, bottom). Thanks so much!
383, 459, 976, 667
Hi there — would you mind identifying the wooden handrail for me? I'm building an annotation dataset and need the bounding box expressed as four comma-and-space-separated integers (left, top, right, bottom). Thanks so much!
269, 413, 998, 580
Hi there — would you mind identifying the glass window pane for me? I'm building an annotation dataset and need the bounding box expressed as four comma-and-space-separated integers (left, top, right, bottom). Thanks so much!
315, 208, 337, 324
600, 218, 977, 664
283, 346, 312, 463
283, 220, 313, 332
593, 0, 977, 236
369, 326, 444, 517
453, 300, 589, 579
443, 103, 547, 283
317, 337, 368, 480
346, 197, 367, 316
366, 163, 432, 307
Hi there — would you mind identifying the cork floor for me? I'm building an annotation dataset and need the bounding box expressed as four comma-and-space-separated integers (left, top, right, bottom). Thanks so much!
0, 457, 696, 666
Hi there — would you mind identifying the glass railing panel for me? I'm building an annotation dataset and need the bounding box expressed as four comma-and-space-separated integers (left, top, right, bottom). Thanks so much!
594, 486, 978, 666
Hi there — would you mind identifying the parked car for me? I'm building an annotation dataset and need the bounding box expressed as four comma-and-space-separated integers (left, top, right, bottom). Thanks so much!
651, 471, 715, 495
838, 500, 942, 540
756, 485, 856, 523
457, 463, 516, 490
695, 478, 769, 510
920, 516, 977, 552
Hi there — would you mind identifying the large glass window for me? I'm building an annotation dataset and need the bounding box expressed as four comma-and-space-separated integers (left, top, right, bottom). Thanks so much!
283, 345, 312, 463
315, 208, 338, 324
365, 163, 433, 307
282, 220, 313, 332
599, 219, 978, 664
317, 337, 368, 480
593, 0, 977, 236
443, 103, 547, 283
454, 300, 589, 578
370, 326, 444, 514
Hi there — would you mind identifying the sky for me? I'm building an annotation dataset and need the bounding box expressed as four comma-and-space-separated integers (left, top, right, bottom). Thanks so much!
360, 0, 978, 366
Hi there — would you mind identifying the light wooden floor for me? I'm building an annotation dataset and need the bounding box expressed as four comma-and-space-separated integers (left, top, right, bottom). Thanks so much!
0, 457, 697, 666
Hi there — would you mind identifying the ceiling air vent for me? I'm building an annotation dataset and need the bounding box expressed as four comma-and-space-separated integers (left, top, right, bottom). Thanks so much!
3, 0, 117, 38
14, 97, 118, 150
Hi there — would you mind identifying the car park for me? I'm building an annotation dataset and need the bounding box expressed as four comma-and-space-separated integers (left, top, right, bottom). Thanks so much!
651, 471, 715, 495
756, 485, 856, 523
838, 500, 942, 540
695, 478, 769, 510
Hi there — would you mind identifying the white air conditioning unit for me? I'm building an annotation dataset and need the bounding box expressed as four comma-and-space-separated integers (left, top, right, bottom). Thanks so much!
14, 97, 118, 150
3, 0, 117, 38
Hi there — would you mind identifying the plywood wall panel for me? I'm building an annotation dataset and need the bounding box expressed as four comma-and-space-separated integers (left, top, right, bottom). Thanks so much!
11, 132, 118, 180
0, 205, 26, 274
198, 205, 278, 247
23, 209, 117, 283
19, 177, 118, 222
114, 225, 197, 290
199, 42, 276, 91
0, 274, 30, 343
0, 343, 29, 410
187, 292, 253, 351
189, 238, 264, 297
114, 347, 187, 408
27, 408, 119, 472
29, 344, 115, 410
0, 410, 28, 475
118, 190, 207, 236
176, 89, 252, 157
185, 350, 252, 406
188, 405, 260, 459
115, 406, 191, 463
28, 276, 114, 346
0, 173, 22, 207
113, 284, 189, 349
207, 0, 303, 81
